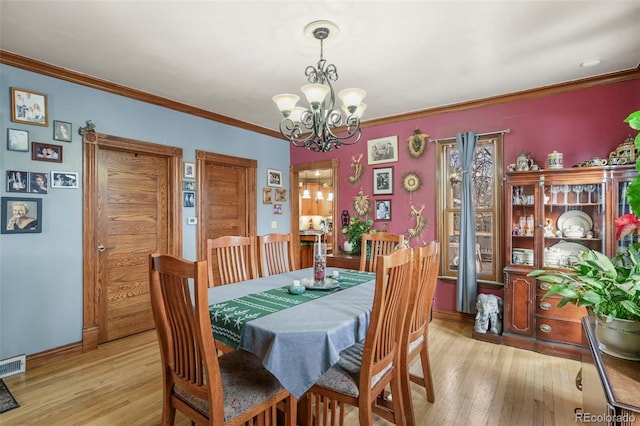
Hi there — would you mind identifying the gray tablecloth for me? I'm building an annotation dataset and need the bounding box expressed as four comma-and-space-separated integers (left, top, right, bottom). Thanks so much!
207, 267, 375, 398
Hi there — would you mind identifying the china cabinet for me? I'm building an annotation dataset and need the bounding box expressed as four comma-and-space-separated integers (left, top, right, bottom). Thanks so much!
503, 165, 637, 359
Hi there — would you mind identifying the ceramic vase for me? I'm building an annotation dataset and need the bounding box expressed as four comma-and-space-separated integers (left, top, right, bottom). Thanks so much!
595, 315, 640, 361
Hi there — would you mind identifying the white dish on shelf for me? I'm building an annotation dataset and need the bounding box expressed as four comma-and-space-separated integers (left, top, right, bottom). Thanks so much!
301, 277, 340, 290
557, 210, 593, 233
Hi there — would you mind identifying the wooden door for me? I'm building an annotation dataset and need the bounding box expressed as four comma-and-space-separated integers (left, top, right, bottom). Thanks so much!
83, 132, 182, 350
196, 150, 257, 264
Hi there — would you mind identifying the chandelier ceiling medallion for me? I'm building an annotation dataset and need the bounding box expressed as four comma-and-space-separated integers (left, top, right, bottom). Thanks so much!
272, 20, 367, 153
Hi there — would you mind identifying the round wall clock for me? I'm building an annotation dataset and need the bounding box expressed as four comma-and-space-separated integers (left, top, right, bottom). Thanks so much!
402, 172, 422, 193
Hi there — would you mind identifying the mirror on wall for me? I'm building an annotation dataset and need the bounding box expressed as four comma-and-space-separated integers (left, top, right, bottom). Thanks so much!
290, 159, 339, 269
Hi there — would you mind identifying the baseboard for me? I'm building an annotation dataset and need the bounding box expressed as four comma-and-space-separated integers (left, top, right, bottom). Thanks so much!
26, 341, 82, 370
432, 308, 475, 325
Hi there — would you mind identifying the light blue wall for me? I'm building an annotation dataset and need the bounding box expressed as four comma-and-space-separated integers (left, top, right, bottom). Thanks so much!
0, 65, 291, 359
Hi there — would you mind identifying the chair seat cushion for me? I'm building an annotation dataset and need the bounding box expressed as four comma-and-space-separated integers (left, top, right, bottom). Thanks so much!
174, 349, 285, 422
314, 341, 392, 398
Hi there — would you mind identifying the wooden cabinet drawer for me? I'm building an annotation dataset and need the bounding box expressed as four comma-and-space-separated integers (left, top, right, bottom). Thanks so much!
535, 295, 587, 320
535, 316, 584, 345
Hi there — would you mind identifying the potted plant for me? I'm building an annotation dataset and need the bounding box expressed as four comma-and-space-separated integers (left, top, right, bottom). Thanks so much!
341, 217, 374, 255
528, 109, 640, 359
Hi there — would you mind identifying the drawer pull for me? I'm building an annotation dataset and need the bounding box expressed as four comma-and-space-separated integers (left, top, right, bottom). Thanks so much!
539, 324, 552, 333
539, 282, 550, 291
539, 301, 552, 310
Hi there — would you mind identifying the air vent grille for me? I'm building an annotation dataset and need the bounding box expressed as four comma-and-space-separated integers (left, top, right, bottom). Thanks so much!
0, 355, 26, 379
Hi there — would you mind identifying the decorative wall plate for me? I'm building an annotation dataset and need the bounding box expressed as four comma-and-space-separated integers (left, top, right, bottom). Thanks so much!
402, 172, 422, 193
406, 128, 429, 158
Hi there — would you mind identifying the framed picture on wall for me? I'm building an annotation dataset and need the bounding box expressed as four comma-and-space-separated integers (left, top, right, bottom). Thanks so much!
267, 169, 283, 187
10, 87, 48, 127
6, 170, 28, 193
53, 120, 72, 142
372, 166, 394, 195
7, 128, 29, 152
263, 188, 273, 204
32, 142, 63, 163
183, 191, 195, 208
367, 135, 398, 165
51, 171, 79, 188
273, 204, 283, 214
1, 196, 42, 234
183, 162, 195, 179
275, 188, 287, 202
375, 200, 392, 221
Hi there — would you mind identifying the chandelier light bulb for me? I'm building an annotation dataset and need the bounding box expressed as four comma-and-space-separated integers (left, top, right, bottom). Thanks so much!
301, 84, 330, 110
338, 88, 366, 113
272, 94, 300, 117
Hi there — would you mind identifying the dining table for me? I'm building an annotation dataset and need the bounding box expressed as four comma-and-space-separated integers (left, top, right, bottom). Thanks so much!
207, 267, 376, 399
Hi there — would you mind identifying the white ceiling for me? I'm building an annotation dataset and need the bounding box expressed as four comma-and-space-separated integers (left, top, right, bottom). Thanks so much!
1, 1, 639, 133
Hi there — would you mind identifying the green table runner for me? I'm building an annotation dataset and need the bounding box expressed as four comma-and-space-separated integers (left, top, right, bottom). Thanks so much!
210, 270, 375, 350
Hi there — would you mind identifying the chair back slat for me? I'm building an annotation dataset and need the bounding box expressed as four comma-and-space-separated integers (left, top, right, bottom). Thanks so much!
359, 232, 405, 272
206, 236, 258, 287
408, 242, 440, 345
258, 233, 296, 277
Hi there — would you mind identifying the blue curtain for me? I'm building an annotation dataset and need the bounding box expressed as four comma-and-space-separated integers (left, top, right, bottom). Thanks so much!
456, 131, 479, 313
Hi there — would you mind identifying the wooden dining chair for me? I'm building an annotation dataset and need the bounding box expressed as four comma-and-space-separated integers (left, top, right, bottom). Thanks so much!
305, 248, 413, 426
257, 233, 297, 277
206, 236, 258, 287
359, 232, 405, 272
400, 242, 440, 426
149, 253, 296, 426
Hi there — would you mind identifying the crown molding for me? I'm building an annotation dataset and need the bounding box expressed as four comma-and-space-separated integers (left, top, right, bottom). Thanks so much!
2, 50, 638, 135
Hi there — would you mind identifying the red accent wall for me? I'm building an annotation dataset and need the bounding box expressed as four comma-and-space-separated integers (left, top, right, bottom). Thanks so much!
291, 79, 640, 311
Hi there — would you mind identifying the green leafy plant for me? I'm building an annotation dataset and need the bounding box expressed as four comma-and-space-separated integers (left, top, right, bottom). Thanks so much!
529, 248, 640, 322
341, 217, 375, 255
624, 110, 640, 215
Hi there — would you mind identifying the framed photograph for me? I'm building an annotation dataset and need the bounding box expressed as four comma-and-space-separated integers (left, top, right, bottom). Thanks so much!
373, 167, 394, 195
183, 191, 195, 208
263, 188, 273, 204
10, 87, 48, 126
375, 200, 392, 221
182, 180, 196, 191
367, 135, 398, 165
29, 172, 48, 194
273, 204, 283, 214
51, 171, 79, 188
267, 168, 283, 187
275, 188, 287, 202
1, 196, 42, 234
7, 128, 29, 152
6, 170, 28, 193
53, 120, 72, 142
32, 142, 63, 163
183, 162, 195, 179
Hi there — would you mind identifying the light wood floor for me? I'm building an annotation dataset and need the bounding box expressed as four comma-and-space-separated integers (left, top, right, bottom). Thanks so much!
0, 320, 583, 426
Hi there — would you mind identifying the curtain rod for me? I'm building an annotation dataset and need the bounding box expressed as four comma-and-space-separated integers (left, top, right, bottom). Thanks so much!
428, 128, 511, 143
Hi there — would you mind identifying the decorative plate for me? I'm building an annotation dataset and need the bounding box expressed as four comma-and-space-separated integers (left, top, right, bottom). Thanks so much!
557, 211, 593, 232
402, 172, 422, 193
301, 277, 340, 291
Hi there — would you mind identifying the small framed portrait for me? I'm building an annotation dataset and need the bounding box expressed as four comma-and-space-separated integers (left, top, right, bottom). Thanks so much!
53, 120, 72, 142
32, 142, 63, 163
10, 87, 48, 127
373, 166, 394, 195
275, 188, 287, 202
1, 196, 42, 234
273, 204, 283, 214
263, 188, 273, 204
183, 162, 195, 179
6, 170, 28, 193
51, 171, 79, 188
267, 168, 283, 187
375, 200, 392, 221
7, 128, 29, 152
182, 180, 196, 191
367, 135, 398, 165
183, 191, 195, 208
29, 172, 48, 194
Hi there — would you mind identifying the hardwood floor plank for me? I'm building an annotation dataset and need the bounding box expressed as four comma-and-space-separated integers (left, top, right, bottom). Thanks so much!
0, 320, 583, 426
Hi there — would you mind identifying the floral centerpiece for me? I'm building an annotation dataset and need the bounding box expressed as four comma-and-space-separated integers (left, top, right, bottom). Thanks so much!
341, 217, 374, 255
528, 110, 640, 359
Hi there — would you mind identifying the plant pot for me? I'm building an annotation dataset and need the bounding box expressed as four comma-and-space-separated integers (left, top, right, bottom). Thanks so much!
595, 316, 640, 361
343, 240, 353, 254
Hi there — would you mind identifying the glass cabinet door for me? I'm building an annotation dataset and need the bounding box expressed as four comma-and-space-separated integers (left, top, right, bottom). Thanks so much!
542, 180, 605, 268
509, 184, 536, 267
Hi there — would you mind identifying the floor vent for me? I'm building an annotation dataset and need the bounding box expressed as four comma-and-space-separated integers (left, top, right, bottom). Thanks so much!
0, 355, 26, 379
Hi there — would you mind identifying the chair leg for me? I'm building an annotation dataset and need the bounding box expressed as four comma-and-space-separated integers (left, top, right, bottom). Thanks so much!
410, 346, 435, 402
389, 374, 407, 426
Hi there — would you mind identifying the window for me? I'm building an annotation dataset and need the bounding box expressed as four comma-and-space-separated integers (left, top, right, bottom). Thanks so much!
436, 134, 504, 285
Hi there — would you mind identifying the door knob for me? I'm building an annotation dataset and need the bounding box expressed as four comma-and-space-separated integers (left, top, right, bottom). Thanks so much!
97, 244, 115, 252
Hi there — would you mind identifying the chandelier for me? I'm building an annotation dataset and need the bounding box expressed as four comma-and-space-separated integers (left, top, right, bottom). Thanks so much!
272, 20, 367, 153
